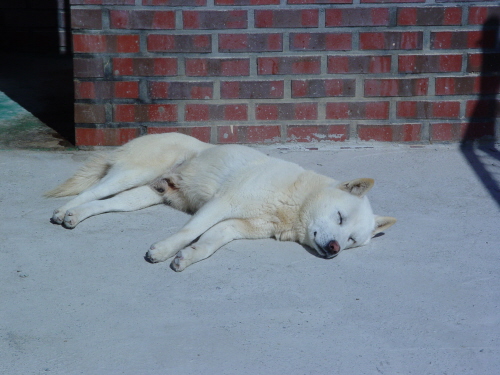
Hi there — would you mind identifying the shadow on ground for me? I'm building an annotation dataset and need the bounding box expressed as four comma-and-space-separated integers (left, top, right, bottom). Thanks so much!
460, 16, 500, 208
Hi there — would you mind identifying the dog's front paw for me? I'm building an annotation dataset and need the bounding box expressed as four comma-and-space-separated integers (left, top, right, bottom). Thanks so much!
51, 209, 65, 224
144, 244, 170, 264
62, 210, 80, 229
170, 250, 189, 272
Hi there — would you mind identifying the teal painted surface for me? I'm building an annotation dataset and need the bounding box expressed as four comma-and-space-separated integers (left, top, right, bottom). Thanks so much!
0, 90, 42, 126
0, 91, 60, 149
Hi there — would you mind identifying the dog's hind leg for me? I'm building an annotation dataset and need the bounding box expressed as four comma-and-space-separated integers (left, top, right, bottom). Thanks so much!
61, 185, 164, 228
145, 199, 233, 263
170, 218, 270, 272
51, 167, 159, 225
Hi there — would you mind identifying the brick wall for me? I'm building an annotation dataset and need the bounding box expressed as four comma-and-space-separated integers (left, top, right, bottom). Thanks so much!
70, 0, 500, 146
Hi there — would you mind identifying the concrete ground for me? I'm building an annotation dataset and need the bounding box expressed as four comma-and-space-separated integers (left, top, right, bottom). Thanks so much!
1, 133, 499, 374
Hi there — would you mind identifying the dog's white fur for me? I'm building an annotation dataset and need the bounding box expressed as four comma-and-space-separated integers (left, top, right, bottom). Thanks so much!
46, 133, 396, 271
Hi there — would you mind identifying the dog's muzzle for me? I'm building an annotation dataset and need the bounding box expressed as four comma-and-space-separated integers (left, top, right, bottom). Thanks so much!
317, 240, 341, 259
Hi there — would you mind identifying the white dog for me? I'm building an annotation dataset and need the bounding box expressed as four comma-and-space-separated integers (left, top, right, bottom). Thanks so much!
46, 133, 396, 271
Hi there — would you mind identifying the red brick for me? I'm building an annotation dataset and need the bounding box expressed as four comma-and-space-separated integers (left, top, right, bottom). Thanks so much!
75, 81, 139, 99
360, 32, 423, 50
364, 78, 428, 97
73, 34, 140, 53
222, 104, 248, 121
397, 101, 460, 119
75, 81, 96, 100
116, 35, 141, 53
183, 10, 247, 29
113, 58, 134, 75
80, 70, 102, 97
292, 79, 355, 97
434, 77, 500, 96
430, 123, 461, 142
143, 0, 206, 5
326, 102, 389, 120
147, 34, 211, 53
361, 0, 424, 2
462, 122, 496, 141
113, 58, 177, 76
115, 81, 140, 98
256, 103, 317, 121
326, 8, 390, 27
397, 7, 461, 26
71, 9, 102, 29
221, 81, 284, 99
433, 102, 460, 118
219, 33, 282, 52
113, 104, 134, 122
185, 104, 248, 121
75, 104, 106, 123
288, 0, 352, 3
398, 124, 422, 142
73, 58, 105, 78
466, 54, 481, 72
436, 77, 472, 96
467, 53, 500, 73
290, 33, 352, 51
73, 34, 106, 53
110, 10, 175, 29
431, 31, 497, 50
149, 82, 213, 99
255, 9, 319, 28
147, 126, 211, 143
258, 57, 321, 75
431, 122, 494, 142
216, 0, 279, 4
358, 124, 421, 142
147, 104, 177, 122
185, 58, 249, 76
328, 55, 391, 73
398, 55, 462, 73
218, 125, 281, 143
287, 125, 349, 142
185, 105, 210, 122
114, 104, 177, 122
466, 100, 500, 119
75, 128, 140, 147
468, 6, 500, 25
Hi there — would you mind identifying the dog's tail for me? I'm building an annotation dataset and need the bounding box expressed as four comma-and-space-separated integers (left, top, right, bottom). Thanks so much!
44, 153, 111, 198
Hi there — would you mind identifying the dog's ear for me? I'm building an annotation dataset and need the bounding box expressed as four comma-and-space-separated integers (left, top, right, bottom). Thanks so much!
338, 178, 374, 197
372, 216, 397, 236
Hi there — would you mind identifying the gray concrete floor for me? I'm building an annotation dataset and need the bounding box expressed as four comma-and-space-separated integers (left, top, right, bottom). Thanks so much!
1, 137, 499, 374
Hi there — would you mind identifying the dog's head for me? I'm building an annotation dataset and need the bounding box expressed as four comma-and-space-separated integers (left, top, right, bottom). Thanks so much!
303, 178, 396, 259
